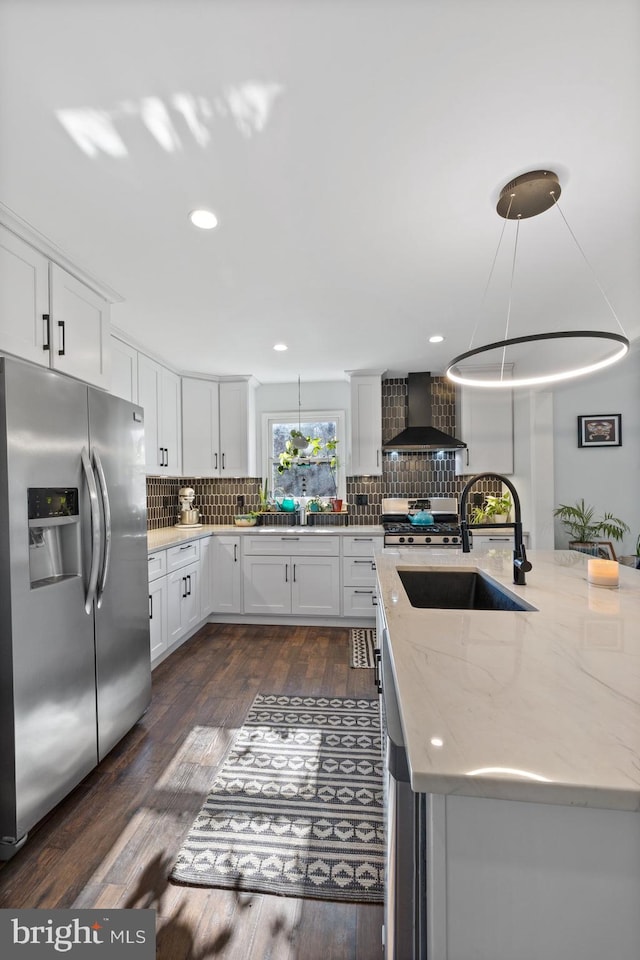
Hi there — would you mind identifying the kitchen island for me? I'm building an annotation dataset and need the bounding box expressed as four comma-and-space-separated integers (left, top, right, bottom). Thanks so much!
375, 547, 640, 960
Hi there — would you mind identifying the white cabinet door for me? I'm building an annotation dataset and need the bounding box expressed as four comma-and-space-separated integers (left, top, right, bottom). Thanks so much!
111, 337, 138, 402
138, 354, 182, 475
291, 556, 341, 616
212, 535, 242, 614
242, 555, 290, 615
219, 379, 256, 477
138, 354, 162, 473
182, 377, 220, 476
49, 263, 110, 389
455, 374, 514, 476
349, 373, 382, 475
0, 225, 49, 365
149, 577, 168, 663
167, 561, 200, 643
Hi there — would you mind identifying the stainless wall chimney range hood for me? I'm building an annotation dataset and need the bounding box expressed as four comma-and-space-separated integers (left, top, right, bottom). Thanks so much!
382, 372, 466, 452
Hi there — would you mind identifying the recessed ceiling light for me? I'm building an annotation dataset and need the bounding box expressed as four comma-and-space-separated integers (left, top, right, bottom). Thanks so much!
189, 208, 218, 229
429, 335, 445, 343
273, 343, 288, 352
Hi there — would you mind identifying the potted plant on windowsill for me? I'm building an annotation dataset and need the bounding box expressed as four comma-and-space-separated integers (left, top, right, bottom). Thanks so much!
470, 491, 512, 525
553, 499, 630, 558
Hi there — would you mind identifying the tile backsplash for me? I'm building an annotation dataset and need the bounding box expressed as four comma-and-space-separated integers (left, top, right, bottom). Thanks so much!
147, 375, 498, 528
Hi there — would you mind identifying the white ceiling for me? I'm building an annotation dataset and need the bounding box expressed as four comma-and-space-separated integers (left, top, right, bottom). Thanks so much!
1, 0, 638, 384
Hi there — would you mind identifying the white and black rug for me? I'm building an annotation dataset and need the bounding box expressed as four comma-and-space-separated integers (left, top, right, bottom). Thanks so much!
170, 693, 384, 902
350, 627, 377, 668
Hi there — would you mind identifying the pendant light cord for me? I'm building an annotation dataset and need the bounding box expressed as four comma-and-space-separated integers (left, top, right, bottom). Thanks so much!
551, 197, 627, 336
468, 192, 514, 351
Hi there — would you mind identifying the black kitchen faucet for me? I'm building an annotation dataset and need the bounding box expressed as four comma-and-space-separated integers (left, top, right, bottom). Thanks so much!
459, 473, 533, 585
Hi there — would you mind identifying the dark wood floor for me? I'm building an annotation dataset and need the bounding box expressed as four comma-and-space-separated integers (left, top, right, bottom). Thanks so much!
0, 623, 384, 959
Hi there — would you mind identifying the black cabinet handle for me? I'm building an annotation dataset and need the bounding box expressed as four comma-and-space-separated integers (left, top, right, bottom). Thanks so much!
149, 594, 153, 620
214, 452, 218, 470
222, 452, 225, 470
233, 543, 238, 563
43, 314, 51, 351
57, 320, 66, 356
187, 574, 192, 596
182, 576, 187, 599
293, 563, 296, 582
285, 564, 288, 583
374, 649, 382, 693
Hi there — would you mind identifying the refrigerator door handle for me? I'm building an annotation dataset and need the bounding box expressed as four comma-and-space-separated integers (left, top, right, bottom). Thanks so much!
93, 450, 112, 609
81, 446, 101, 615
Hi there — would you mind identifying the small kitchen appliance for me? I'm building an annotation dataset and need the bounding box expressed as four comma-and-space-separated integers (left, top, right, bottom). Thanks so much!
382, 497, 466, 547
177, 486, 201, 527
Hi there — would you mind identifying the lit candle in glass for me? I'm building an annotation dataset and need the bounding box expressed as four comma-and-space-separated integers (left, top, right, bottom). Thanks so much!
587, 558, 619, 588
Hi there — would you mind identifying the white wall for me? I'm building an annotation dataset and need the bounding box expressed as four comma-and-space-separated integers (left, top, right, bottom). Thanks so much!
551, 343, 639, 557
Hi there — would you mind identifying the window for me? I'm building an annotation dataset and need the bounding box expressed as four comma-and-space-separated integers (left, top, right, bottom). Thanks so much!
264, 410, 344, 500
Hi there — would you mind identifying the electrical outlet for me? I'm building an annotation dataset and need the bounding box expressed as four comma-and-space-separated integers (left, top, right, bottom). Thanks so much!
473, 493, 483, 506
355, 494, 368, 506
237, 494, 245, 508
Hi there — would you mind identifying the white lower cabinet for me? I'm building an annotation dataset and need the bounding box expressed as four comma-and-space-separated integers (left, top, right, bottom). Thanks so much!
167, 561, 200, 644
149, 577, 168, 662
342, 534, 383, 619
148, 549, 168, 663
211, 535, 242, 614
242, 535, 341, 617
148, 539, 203, 665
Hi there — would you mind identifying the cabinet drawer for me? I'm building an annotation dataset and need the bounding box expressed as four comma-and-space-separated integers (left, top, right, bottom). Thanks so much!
342, 535, 383, 557
342, 556, 377, 586
343, 586, 378, 618
148, 550, 167, 581
167, 539, 201, 571
243, 534, 340, 557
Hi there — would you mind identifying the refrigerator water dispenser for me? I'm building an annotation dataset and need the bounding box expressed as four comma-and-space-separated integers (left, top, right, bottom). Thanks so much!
28, 487, 80, 587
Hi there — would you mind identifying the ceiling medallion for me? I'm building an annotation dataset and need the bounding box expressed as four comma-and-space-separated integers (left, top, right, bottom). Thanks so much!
446, 170, 630, 389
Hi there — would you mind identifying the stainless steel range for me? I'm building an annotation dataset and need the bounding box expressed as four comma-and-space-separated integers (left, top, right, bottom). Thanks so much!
382, 497, 466, 547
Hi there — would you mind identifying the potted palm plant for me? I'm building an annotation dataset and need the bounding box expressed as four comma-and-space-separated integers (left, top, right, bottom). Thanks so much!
553, 499, 629, 558
618, 533, 640, 570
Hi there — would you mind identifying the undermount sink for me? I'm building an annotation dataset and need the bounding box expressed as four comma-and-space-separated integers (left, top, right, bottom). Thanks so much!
397, 567, 537, 612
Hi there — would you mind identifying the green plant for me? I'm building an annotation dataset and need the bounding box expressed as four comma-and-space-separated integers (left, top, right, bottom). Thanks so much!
635, 533, 640, 557
277, 433, 339, 476
553, 499, 630, 543
258, 479, 270, 511
470, 491, 512, 524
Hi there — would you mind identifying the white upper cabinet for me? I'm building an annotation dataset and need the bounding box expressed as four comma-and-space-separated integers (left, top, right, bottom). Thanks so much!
138, 354, 182, 476
455, 370, 514, 476
349, 372, 383, 476
182, 376, 256, 478
182, 377, 220, 476
110, 336, 139, 403
0, 226, 49, 365
219, 379, 256, 477
48, 264, 110, 389
0, 225, 110, 389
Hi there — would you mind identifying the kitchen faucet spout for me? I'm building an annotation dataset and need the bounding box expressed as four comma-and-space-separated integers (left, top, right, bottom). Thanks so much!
459, 473, 532, 585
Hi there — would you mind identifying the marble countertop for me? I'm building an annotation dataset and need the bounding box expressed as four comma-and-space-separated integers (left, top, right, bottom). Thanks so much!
375, 547, 640, 810
147, 523, 384, 552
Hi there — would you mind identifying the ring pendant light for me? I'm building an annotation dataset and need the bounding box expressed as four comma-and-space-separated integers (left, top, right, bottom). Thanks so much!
445, 170, 630, 389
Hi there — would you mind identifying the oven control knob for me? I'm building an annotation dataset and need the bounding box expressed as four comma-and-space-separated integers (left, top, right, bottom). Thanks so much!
408, 536, 414, 543
425, 536, 431, 543
399, 536, 405, 543
443, 537, 450, 543
451, 536, 459, 543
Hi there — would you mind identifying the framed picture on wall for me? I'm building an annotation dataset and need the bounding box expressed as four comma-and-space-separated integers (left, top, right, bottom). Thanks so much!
577, 414, 622, 448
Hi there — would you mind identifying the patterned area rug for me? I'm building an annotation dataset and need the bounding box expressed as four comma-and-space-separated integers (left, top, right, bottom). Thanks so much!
350, 627, 377, 668
170, 694, 384, 902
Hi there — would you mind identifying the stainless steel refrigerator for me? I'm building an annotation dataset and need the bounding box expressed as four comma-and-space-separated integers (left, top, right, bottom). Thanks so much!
0, 356, 151, 859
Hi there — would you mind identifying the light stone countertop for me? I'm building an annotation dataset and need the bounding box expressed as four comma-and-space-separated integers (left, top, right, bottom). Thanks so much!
375, 546, 640, 810
147, 523, 384, 552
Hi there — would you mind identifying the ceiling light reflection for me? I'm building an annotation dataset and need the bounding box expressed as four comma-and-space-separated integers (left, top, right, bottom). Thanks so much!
467, 766, 551, 782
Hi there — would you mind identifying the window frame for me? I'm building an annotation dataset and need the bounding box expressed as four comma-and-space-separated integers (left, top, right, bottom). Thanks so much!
262, 408, 346, 501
